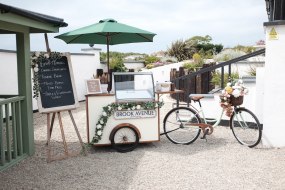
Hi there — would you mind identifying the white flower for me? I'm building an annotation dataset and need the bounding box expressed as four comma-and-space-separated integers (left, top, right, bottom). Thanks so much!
128, 108, 130, 111
223, 97, 227, 101
96, 124, 102, 129
97, 130, 102, 136
34, 67, 39, 72
224, 102, 228, 105
226, 82, 231, 87
35, 52, 40, 57
117, 106, 122, 111
100, 119, 104, 124
155, 103, 158, 107
244, 88, 249, 94
102, 112, 107, 116
108, 106, 112, 111
132, 106, 135, 110
238, 79, 243, 84
221, 90, 225, 94
136, 105, 141, 110
44, 53, 49, 58
232, 89, 241, 98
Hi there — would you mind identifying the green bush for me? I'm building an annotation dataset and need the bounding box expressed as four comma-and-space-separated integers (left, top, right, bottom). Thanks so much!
183, 61, 202, 71
211, 71, 239, 87
146, 64, 154, 69
144, 56, 160, 65
110, 57, 127, 72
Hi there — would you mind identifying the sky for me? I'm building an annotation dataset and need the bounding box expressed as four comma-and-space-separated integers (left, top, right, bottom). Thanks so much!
0, 0, 268, 54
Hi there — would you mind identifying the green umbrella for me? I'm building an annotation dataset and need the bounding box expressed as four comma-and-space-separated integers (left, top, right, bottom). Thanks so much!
55, 18, 156, 79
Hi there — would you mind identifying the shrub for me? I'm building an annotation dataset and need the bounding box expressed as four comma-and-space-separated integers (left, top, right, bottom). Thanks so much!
146, 64, 154, 69
211, 71, 239, 87
110, 57, 127, 72
144, 56, 161, 65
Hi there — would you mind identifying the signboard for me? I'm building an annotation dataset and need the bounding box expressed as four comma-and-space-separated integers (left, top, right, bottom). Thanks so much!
114, 109, 156, 119
269, 27, 278, 40
37, 52, 79, 113
86, 79, 102, 94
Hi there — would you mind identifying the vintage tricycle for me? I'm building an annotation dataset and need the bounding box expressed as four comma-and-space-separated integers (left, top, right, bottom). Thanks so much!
86, 72, 166, 152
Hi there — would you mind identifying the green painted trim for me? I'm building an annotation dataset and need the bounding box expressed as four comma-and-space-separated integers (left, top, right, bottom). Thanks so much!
16, 32, 34, 156
0, 154, 28, 172
0, 20, 28, 33
0, 12, 59, 33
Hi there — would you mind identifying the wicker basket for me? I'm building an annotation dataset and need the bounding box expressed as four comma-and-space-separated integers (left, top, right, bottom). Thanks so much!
230, 95, 243, 106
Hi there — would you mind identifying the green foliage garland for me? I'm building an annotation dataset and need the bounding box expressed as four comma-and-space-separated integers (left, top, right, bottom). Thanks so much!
30, 52, 62, 98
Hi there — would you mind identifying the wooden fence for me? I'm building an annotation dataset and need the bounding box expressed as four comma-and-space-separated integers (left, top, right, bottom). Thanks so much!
170, 64, 215, 102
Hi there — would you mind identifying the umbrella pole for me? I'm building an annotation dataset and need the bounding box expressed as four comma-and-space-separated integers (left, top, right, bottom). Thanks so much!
107, 35, 111, 93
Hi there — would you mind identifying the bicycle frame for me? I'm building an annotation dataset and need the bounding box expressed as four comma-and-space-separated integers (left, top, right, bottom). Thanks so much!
189, 101, 224, 128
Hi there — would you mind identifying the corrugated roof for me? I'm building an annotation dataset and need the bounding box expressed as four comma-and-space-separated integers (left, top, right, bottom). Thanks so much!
0, 3, 68, 27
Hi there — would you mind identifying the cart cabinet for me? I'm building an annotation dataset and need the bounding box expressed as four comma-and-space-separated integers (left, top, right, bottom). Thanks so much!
86, 72, 161, 151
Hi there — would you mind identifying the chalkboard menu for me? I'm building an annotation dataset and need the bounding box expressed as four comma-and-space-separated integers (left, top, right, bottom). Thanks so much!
36, 53, 79, 113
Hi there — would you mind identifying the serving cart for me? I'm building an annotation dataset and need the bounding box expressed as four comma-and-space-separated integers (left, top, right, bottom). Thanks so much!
86, 72, 163, 152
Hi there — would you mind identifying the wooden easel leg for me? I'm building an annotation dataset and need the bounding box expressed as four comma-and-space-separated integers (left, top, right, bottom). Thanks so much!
47, 113, 52, 162
68, 110, 87, 156
57, 112, 69, 156
50, 112, 56, 136
46, 112, 56, 145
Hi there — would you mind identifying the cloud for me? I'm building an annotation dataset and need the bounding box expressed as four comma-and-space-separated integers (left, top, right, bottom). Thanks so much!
0, 0, 268, 53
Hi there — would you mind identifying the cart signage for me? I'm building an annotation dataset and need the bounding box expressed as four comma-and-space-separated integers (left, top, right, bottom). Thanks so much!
114, 109, 156, 119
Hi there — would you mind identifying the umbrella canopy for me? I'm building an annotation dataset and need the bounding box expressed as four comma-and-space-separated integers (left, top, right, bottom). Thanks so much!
55, 18, 156, 45
55, 18, 156, 91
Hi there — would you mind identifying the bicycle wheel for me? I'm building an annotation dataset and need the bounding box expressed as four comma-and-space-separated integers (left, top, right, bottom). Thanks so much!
230, 107, 262, 148
110, 126, 139, 153
163, 107, 201, 144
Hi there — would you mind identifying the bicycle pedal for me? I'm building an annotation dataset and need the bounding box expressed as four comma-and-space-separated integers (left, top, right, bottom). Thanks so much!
200, 129, 209, 140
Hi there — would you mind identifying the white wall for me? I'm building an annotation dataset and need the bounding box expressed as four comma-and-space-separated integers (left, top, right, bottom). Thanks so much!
261, 24, 285, 147
0, 49, 101, 110
70, 53, 100, 101
124, 62, 144, 71
0, 51, 18, 94
141, 62, 185, 83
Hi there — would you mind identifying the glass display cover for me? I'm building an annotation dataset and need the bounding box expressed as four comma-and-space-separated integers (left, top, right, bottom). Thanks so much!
113, 72, 155, 102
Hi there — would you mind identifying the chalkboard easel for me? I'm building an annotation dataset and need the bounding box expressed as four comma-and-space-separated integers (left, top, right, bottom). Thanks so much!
37, 34, 87, 162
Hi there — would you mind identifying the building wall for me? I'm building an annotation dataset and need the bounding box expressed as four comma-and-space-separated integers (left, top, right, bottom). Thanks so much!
0, 49, 101, 110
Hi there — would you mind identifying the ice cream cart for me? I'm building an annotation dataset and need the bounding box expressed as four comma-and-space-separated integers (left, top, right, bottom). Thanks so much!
86, 72, 163, 152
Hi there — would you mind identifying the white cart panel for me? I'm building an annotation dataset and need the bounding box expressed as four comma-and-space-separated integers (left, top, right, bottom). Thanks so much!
87, 95, 159, 145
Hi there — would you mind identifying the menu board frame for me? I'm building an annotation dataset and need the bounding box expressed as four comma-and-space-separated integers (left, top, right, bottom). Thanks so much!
37, 52, 79, 113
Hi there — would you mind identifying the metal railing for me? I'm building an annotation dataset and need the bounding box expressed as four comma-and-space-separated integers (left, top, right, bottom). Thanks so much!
0, 95, 26, 171
171, 48, 266, 101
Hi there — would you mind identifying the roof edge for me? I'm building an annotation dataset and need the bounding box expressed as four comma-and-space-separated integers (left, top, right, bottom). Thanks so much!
0, 3, 68, 27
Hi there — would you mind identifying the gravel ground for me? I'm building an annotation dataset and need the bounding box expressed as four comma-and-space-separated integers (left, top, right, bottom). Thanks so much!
1, 97, 285, 190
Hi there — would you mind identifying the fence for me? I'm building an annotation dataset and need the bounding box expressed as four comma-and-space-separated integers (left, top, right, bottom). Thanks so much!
170, 63, 215, 102
171, 49, 266, 103
0, 95, 27, 171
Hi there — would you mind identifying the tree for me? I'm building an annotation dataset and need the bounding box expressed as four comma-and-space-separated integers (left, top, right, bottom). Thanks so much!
167, 39, 192, 61
186, 35, 223, 58
167, 35, 223, 61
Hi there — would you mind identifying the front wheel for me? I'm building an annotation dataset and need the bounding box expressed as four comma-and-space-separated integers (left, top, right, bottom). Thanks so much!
110, 126, 139, 153
163, 107, 201, 144
230, 107, 262, 148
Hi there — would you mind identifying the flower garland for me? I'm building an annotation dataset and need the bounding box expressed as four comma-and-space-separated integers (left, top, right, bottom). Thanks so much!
30, 51, 62, 98
91, 101, 164, 143
220, 79, 248, 117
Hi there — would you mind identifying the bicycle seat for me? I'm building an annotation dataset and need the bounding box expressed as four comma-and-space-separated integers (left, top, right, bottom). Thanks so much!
189, 94, 214, 101
190, 96, 204, 101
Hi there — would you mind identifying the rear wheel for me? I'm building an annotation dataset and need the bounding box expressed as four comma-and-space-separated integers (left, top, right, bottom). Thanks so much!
163, 107, 201, 144
110, 126, 139, 153
230, 107, 262, 148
